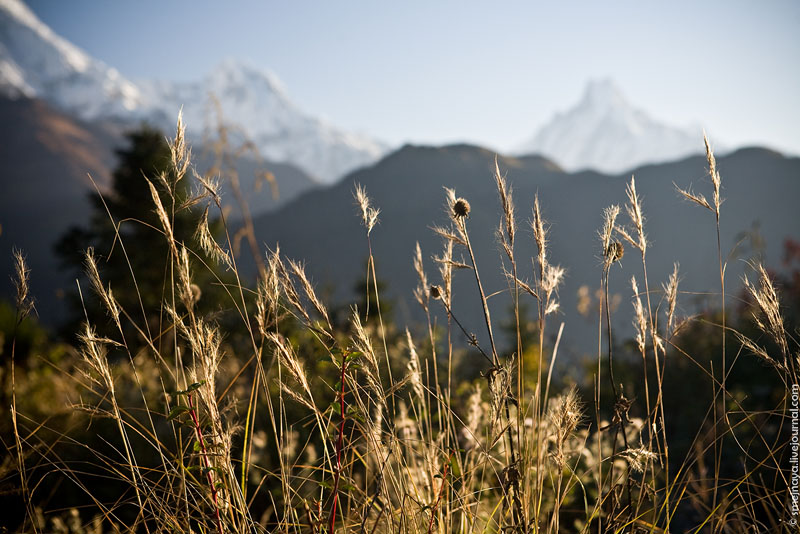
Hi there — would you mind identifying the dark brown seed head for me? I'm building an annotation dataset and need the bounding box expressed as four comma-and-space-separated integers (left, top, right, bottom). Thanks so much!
429, 285, 442, 299
452, 198, 470, 219
606, 241, 624, 262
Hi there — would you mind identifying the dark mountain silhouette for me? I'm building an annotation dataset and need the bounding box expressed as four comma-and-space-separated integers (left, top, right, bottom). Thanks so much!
247, 143, 800, 358
0, 96, 318, 324
0, 97, 118, 321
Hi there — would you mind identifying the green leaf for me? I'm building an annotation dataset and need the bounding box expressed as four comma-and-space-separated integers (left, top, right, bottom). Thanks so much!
175, 381, 206, 396
346, 405, 365, 424
201, 466, 222, 477
449, 457, 462, 478
193, 440, 201, 453
167, 405, 190, 421
326, 400, 339, 414
186, 381, 205, 393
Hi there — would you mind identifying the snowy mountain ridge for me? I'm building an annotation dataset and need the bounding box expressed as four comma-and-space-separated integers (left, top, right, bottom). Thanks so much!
3, 0, 716, 181
0, 0, 145, 118
0, 0, 385, 182
138, 60, 387, 182
518, 80, 707, 173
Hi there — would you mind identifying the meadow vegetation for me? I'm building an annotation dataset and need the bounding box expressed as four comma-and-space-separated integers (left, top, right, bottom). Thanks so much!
1, 113, 797, 533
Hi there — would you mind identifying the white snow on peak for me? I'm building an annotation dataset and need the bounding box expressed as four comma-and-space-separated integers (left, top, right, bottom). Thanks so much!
0, 51, 32, 95
0, 1, 386, 183
2, 0, 709, 182
0, 0, 145, 117
579, 79, 628, 111
140, 59, 387, 183
518, 79, 705, 174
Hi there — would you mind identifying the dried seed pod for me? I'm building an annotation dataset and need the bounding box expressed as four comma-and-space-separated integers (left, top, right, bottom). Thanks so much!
429, 284, 442, 300
452, 198, 470, 219
605, 241, 624, 263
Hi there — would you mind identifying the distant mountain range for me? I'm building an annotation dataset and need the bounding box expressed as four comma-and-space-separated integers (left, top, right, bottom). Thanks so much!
244, 144, 800, 357
2, 0, 742, 182
517, 80, 707, 173
0, 0, 386, 183
2, 0, 797, 352
2, 91, 797, 351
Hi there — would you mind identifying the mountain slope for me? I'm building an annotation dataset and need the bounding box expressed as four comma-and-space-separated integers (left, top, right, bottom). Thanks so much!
248, 143, 800, 357
0, 0, 386, 183
0, 97, 119, 321
518, 80, 705, 173
0, 96, 319, 324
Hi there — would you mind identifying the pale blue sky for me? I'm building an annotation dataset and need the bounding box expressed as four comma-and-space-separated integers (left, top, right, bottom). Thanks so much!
27, 0, 800, 154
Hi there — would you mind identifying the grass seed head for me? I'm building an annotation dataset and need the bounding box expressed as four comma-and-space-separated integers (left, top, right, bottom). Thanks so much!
494, 156, 515, 247
287, 258, 330, 329
532, 193, 548, 269
743, 262, 788, 359
624, 176, 647, 253
433, 236, 454, 307
354, 183, 380, 234
703, 131, 722, 214
405, 329, 425, 404
413, 242, 429, 309
195, 205, 232, 269
84, 248, 120, 327
631, 276, 647, 353
12, 248, 34, 319
663, 263, 680, 337
548, 386, 584, 468
621, 447, 659, 473
169, 109, 191, 185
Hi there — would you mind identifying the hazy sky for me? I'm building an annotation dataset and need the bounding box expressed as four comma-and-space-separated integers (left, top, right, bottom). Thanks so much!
26, 0, 800, 154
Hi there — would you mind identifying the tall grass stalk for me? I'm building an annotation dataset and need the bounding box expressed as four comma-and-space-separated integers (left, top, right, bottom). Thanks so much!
7, 114, 795, 534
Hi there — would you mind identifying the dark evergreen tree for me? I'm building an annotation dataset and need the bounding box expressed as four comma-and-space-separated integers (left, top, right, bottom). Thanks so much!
55, 125, 232, 351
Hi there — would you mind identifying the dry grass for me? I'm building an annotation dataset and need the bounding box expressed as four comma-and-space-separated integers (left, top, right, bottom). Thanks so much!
3, 115, 796, 534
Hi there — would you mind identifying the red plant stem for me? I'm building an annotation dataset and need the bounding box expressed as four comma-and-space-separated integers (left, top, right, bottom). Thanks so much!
329, 353, 348, 534
188, 393, 225, 534
427, 452, 452, 534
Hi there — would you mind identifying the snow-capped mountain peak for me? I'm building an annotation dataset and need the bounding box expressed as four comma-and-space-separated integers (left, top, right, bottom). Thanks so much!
578, 79, 628, 111
518, 79, 705, 174
0, 0, 144, 116
209, 58, 292, 103
140, 59, 387, 182
0, 1, 386, 183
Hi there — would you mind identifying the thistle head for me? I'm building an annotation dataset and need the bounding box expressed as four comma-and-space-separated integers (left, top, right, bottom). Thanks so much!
452, 197, 470, 219
429, 284, 443, 300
